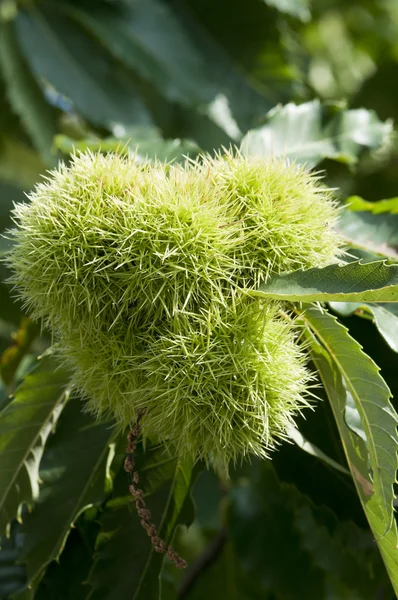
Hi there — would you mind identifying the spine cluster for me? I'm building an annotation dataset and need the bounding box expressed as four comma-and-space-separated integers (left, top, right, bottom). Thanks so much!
7, 150, 343, 471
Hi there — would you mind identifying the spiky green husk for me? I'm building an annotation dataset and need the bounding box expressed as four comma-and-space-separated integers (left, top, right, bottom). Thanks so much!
205, 153, 340, 286
60, 297, 312, 465
7, 150, 342, 469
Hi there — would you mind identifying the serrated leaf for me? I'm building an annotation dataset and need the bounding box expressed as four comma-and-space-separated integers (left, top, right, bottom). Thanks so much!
251, 261, 398, 303
263, 0, 311, 21
347, 196, 398, 214
329, 302, 398, 353
0, 17, 56, 165
87, 448, 198, 600
0, 357, 69, 535
240, 100, 392, 167
16, 6, 152, 129
62, 0, 215, 107
16, 398, 114, 584
302, 306, 398, 594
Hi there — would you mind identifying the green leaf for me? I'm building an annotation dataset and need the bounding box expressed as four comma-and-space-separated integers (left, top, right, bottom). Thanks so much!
0, 180, 26, 235
0, 137, 43, 190
229, 460, 383, 599
0, 17, 56, 165
87, 448, 198, 600
251, 261, 398, 303
62, 0, 215, 107
16, 6, 152, 129
31, 520, 99, 600
0, 357, 69, 535
240, 100, 392, 167
53, 129, 200, 163
286, 425, 350, 475
16, 398, 114, 584
338, 210, 398, 261
175, 7, 272, 135
303, 306, 398, 594
263, 0, 311, 21
0, 522, 27, 600
179, 540, 250, 600
0, 318, 39, 386
293, 505, 389, 599
329, 302, 398, 353
347, 196, 398, 214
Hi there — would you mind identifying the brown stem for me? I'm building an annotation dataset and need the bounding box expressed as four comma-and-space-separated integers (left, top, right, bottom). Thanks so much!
123, 412, 187, 569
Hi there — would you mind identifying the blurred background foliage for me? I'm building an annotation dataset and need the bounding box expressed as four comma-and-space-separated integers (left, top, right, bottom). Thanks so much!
0, 0, 398, 598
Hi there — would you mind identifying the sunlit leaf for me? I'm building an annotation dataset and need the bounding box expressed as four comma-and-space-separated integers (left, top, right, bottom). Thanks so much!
53, 130, 200, 163
303, 306, 398, 595
338, 210, 398, 261
329, 302, 398, 353
251, 261, 398, 303
347, 196, 398, 214
241, 100, 392, 167
263, 0, 311, 21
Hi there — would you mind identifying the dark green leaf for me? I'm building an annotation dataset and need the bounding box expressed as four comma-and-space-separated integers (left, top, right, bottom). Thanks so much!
32, 525, 97, 600
0, 17, 56, 165
63, 0, 215, 107
16, 398, 114, 585
87, 448, 198, 600
329, 302, 398, 353
180, 539, 250, 600
0, 521, 27, 600
230, 460, 381, 599
251, 261, 398, 302
303, 307, 398, 595
230, 461, 324, 599
0, 180, 26, 234
241, 100, 392, 167
16, 6, 152, 129
0, 357, 69, 535
175, 5, 272, 135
